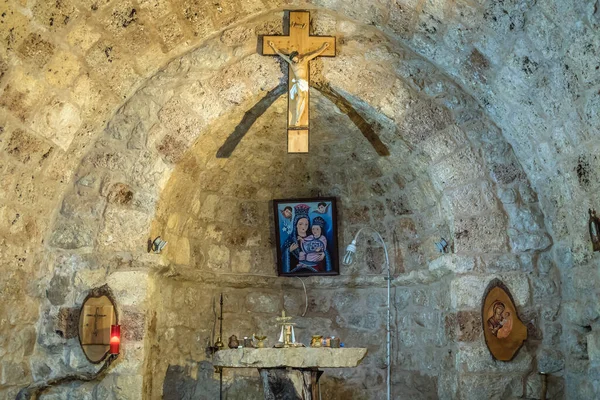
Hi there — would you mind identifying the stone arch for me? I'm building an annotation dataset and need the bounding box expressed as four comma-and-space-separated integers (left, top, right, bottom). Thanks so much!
49, 9, 550, 254
3, 1, 590, 261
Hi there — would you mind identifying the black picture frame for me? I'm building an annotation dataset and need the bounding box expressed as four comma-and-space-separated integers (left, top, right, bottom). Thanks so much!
273, 197, 339, 277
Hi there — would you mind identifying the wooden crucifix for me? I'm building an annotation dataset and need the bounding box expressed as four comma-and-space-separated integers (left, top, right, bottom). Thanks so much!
261, 11, 336, 153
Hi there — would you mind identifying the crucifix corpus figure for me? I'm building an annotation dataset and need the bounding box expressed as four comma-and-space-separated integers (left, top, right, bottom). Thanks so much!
261, 11, 336, 153
268, 40, 330, 127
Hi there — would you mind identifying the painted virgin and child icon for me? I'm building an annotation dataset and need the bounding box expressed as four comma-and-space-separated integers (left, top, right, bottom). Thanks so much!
274, 199, 339, 276
482, 280, 527, 361
487, 300, 513, 339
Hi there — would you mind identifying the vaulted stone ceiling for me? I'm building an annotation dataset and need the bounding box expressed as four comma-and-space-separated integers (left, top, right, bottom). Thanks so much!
1, 0, 599, 399
1, 1, 597, 266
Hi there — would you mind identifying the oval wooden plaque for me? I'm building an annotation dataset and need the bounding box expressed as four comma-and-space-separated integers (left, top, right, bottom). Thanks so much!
482, 279, 527, 361
78, 286, 118, 363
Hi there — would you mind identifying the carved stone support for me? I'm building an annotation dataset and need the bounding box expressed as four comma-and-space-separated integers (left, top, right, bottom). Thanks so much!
259, 368, 323, 400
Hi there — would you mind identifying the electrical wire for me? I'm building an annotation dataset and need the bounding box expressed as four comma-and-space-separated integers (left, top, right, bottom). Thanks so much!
295, 276, 308, 317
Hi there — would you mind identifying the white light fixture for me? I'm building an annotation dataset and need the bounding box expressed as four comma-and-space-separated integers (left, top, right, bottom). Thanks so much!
342, 240, 357, 265
343, 227, 393, 400
151, 236, 167, 253
435, 237, 449, 253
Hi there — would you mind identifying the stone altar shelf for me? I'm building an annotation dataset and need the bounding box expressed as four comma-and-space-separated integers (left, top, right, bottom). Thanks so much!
213, 348, 368, 399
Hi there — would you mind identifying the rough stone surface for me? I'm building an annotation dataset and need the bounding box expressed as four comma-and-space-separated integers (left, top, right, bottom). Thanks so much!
456, 311, 482, 342
456, 342, 533, 373
46, 275, 70, 306
459, 373, 523, 400
55, 307, 79, 339
588, 330, 600, 364
122, 308, 146, 342
450, 274, 530, 310
106, 271, 149, 307
538, 348, 565, 374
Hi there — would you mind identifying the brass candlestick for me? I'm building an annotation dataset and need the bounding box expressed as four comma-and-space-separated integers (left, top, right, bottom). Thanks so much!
214, 294, 224, 351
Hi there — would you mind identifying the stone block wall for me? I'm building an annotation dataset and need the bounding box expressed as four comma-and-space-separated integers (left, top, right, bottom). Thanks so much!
149, 279, 393, 400
28, 254, 153, 400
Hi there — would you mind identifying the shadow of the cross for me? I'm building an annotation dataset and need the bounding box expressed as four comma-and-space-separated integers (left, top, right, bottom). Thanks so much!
216, 84, 287, 158
215, 82, 391, 158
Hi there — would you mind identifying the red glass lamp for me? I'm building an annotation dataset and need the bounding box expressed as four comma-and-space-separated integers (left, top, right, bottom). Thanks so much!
110, 325, 121, 354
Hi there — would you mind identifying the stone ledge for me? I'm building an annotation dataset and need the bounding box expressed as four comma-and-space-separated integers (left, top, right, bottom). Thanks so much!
213, 348, 368, 369
157, 267, 451, 289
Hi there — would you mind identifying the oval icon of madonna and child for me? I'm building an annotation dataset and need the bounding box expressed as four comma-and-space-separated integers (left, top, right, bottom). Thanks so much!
482, 279, 527, 361
487, 300, 513, 339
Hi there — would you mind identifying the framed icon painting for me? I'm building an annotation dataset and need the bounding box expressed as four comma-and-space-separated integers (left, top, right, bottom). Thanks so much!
273, 197, 339, 277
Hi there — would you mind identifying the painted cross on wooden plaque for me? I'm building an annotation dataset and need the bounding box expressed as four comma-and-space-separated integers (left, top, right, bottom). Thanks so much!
82, 305, 113, 345
261, 11, 336, 153
85, 306, 108, 342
